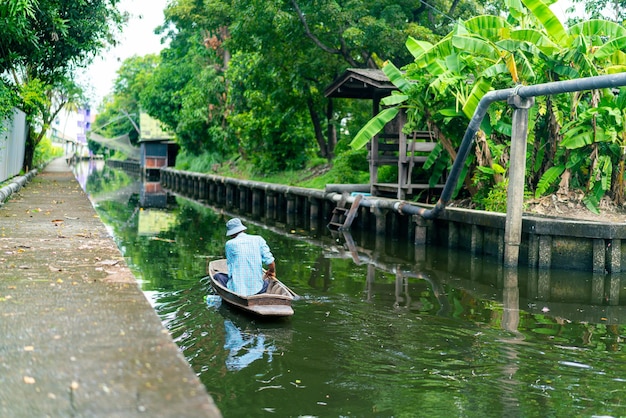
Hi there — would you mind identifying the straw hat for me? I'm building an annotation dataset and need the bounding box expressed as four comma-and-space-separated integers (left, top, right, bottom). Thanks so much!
225, 218, 247, 236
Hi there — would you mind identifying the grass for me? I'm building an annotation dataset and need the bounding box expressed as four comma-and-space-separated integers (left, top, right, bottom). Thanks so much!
175, 150, 368, 189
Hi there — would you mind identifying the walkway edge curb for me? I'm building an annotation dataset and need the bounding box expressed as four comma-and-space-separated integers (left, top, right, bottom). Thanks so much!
0, 168, 38, 205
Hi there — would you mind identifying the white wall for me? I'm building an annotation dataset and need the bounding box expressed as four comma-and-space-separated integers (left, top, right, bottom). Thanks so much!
0, 108, 28, 181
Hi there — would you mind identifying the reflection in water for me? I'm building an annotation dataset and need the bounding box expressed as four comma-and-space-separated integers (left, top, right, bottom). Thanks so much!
223, 319, 274, 371
499, 268, 523, 418
73, 158, 105, 191
79, 162, 626, 417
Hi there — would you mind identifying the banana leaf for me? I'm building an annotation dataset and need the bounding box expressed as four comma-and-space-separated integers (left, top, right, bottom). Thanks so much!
560, 125, 594, 149
462, 78, 492, 119
594, 36, 626, 59
349, 107, 399, 150
509, 29, 559, 55
383, 62, 411, 92
464, 15, 511, 41
506, 0, 526, 20
381, 93, 409, 106
568, 19, 626, 39
406, 36, 434, 59
535, 165, 565, 197
521, 0, 569, 46
413, 37, 453, 71
452, 35, 499, 60
481, 63, 509, 78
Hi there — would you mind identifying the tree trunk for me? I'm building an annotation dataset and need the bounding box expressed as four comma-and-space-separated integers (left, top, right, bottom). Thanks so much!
612, 147, 626, 205
23, 128, 37, 172
326, 98, 336, 159
306, 96, 329, 159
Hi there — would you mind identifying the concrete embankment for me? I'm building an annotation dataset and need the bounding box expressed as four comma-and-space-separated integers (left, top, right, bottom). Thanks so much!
0, 158, 221, 417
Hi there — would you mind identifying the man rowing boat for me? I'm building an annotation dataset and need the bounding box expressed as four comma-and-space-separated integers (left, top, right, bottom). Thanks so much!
213, 218, 276, 296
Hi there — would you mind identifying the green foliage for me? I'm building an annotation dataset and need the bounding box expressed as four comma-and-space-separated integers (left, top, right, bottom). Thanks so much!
326, 150, 370, 184
33, 137, 64, 168
174, 149, 224, 173
378, 165, 399, 184
300, 149, 370, 187
479, 179, 510, 212
138, 0, 501, 174
0, 0, 123, 170
0, 0, 123, 84
471, 163, 506, 211
535, 165, 565, 197
92, 55, 160, 148
0, 82, 19, 131
225, 51, 316, 173
351, 1, 626, 212
18, 78, 50, 121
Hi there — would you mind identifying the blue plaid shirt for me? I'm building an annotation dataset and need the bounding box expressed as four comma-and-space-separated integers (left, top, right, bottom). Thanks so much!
225, 232, 275, 296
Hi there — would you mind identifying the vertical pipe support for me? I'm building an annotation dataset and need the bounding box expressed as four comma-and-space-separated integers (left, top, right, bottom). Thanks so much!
239, 187, 248, 212
209, 182, 217, 202
309, 197, 320, 231
413, 215, 429, 245
252, 189, 262, 217
504, 94, 535, 267
286, 194, 296, 226
372, 206, 387, 236
226, 185, 235, 208
265, 192, 276, 220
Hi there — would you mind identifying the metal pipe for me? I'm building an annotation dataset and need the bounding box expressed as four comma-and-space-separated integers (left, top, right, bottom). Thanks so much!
417, 71, 626, 219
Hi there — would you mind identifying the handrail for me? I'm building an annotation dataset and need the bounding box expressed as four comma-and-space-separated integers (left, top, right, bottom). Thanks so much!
411, 72, 626, 219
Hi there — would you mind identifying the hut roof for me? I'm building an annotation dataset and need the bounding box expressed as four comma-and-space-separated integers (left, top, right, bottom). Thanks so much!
323, 68, 397, 99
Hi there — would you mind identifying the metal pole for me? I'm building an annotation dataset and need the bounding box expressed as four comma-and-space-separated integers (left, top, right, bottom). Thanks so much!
504, 95, 534, 267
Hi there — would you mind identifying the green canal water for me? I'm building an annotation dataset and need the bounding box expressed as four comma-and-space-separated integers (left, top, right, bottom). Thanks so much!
78, 162, 626, 417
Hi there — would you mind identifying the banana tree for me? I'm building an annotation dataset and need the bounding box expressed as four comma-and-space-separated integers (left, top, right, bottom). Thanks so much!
351, 0, 626, 210
533, 18, 626, 211
350, 6, 550, 201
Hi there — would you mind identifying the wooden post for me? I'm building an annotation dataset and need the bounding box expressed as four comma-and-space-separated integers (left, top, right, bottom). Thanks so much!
397, 109, 407, 200
504, 94, 534, 267
369, 97, 381, 195
502, 267, 519, 332
225, 185, 234, 208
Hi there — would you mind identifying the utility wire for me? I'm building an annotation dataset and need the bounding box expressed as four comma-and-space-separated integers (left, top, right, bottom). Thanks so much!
418, 0, 456, 24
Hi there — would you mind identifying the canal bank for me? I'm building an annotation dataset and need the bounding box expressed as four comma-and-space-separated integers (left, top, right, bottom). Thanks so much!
160, 166, 626, 273
0, 158, 221, 417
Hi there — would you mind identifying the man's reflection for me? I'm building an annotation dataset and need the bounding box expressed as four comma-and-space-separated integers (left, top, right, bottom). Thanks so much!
223, 319, 275, 371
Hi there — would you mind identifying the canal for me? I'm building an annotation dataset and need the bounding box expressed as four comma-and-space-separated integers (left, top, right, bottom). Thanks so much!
76, 161, 626, 417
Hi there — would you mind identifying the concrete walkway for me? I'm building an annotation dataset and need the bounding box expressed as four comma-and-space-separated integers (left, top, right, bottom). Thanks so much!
0, 159, 221, 417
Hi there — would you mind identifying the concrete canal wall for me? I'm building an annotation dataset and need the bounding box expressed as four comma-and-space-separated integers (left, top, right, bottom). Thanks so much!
160, 167, 626, 273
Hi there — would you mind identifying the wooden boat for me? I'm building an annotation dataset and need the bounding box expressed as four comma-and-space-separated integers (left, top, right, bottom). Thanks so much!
207, 259, 298, 317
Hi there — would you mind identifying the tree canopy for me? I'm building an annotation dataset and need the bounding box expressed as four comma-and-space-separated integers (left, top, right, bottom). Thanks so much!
1, 0, 123, 169
350, 0, 626, 212
109, 0, 498, 173
97, 0, 626, 213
